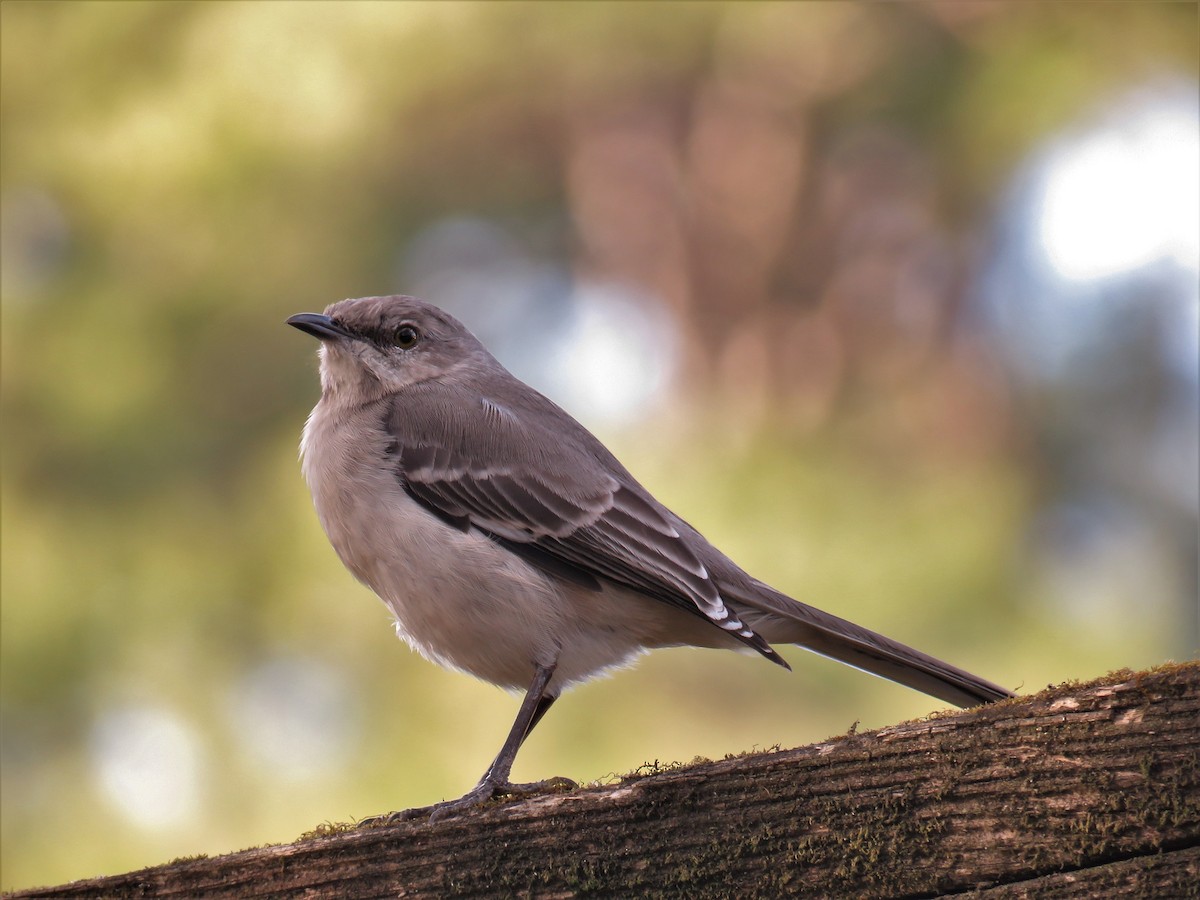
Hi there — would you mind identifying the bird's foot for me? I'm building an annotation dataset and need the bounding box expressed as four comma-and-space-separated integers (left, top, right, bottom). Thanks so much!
426, 774, 577, 823
356, 775, 576, 828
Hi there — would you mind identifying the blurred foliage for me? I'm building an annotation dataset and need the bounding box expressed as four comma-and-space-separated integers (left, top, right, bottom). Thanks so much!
1, 1, 1196, 891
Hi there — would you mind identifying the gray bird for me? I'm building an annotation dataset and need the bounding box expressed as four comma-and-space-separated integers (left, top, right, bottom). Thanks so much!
287, 294, 1014, 819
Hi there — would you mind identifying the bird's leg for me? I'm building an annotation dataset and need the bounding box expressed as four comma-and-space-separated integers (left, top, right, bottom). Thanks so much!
522, 692, 557, 746
473, 664, 557, 789
426, 660, 576, 822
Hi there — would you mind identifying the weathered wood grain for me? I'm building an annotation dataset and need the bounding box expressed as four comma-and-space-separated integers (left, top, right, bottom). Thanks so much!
11, 662, 1198, 898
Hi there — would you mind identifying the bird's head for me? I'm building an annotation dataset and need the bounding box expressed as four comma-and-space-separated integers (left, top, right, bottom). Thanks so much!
288, 295, 492, 400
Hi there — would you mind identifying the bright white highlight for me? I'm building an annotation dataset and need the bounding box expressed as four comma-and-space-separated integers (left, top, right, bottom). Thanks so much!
553, 281, 678, 427
89, 704, 204, 830
1037, 90, 1200, 283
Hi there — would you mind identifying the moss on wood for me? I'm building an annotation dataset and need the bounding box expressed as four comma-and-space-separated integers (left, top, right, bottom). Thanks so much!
12, 662, 1199, 899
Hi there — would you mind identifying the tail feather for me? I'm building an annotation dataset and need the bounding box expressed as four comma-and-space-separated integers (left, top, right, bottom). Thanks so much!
728, 581, 1015, 709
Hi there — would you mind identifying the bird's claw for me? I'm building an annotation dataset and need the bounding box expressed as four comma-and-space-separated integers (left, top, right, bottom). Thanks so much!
356, 775, 577, 828
426, 775, 578, 823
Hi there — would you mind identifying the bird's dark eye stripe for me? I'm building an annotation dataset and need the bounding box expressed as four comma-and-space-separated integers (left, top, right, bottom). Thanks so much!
329, 318, 423, 348
328, 318, 374, 343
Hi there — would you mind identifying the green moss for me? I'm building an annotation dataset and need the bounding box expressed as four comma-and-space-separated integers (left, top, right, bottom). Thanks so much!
166, 853, 209, 865
296, 820, 361, 841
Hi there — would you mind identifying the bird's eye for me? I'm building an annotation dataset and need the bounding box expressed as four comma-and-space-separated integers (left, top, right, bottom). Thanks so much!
395, 325, 420, 349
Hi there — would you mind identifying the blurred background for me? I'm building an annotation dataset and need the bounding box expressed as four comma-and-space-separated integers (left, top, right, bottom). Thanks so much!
2, 1, 1196, 889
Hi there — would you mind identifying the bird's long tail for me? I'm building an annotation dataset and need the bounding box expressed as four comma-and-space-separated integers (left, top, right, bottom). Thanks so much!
728, 580, 1015, 708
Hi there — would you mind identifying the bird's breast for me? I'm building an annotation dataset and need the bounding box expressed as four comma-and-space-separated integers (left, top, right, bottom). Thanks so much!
297, 398, 715, 692
299, 400, 579, 687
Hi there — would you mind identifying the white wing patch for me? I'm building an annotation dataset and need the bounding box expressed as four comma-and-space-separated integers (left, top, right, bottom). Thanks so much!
480, 396, 518, 425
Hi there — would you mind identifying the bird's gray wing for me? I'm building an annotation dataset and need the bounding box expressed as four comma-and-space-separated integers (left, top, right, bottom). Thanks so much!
383, 384, 785, 665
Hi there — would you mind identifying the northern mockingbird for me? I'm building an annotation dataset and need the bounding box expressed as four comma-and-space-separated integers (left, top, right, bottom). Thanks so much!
288, 294, 1014, 819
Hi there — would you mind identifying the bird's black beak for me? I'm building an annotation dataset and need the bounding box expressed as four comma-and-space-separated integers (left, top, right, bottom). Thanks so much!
286, 313, 354, 342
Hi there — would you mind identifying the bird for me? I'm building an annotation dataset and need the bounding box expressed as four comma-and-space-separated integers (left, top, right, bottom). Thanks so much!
287, 294, 1015, 820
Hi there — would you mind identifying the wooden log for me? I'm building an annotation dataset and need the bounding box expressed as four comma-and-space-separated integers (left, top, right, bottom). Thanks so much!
12, 662, 1199, 898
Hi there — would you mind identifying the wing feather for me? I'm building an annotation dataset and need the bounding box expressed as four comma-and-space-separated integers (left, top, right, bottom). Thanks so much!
383, 383, 780, 662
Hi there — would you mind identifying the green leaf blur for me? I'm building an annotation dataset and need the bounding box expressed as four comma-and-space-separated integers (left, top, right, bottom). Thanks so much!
2, 1, 1195, 890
